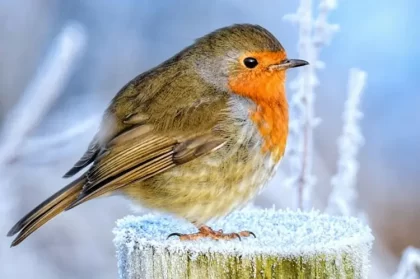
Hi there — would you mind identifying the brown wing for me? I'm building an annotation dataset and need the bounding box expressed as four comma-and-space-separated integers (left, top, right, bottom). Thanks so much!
62, 57, 231, 209
66, 126, 226, 210
63, 58, 227, 179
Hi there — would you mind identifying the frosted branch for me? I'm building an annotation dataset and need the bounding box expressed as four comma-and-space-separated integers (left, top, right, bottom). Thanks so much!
0, 21, 87, 275
0, 22, 87, 165
393, 247, 420, 279
326, 68, 367, 216
283, 0, 339, 209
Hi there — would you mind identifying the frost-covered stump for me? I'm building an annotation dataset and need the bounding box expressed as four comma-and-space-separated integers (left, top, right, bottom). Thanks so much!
113, 209, 373, 279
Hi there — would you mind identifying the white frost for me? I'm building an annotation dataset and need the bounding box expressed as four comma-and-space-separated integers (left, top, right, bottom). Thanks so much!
327, 68, 367, 217
283, 0, 339, 209
114, 208, 374, 278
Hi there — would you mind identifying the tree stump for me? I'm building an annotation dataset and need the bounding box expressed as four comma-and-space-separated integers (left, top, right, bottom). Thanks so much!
113, 208, 373, 278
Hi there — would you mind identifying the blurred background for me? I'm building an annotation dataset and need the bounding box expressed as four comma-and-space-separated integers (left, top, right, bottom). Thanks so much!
0, 0, 418, 278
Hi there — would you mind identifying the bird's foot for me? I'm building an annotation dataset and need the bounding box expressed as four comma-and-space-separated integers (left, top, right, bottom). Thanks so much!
167, 225, 256, 241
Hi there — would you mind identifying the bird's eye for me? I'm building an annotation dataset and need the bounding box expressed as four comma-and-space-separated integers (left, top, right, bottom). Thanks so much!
243, 57, 258, 68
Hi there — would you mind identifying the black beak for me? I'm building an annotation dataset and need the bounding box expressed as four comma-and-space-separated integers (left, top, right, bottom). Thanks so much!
270, 59, 309, 70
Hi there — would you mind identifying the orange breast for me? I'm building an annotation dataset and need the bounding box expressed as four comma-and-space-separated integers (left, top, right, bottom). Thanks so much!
228, 52, 289, 162
249, 101, 288, 162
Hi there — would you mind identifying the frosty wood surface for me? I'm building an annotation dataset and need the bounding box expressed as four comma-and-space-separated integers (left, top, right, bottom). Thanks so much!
113, 208, 374, 278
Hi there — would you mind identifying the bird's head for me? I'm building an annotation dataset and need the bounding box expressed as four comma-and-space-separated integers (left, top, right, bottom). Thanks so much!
188, 24, 308, 102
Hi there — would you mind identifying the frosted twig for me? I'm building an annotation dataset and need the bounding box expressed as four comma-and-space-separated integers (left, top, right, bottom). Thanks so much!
392, 246, 420, 279
0, 21, 86, 275
326, 68, 367, 216
284, 0, 339, 209
0, 22, 87, 165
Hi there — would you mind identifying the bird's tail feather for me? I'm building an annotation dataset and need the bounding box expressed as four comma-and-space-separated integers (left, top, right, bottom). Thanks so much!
7, 176, 85, 247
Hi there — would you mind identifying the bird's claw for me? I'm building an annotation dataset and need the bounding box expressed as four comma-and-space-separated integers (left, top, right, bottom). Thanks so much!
238, 230, 256, 238
167, 233, 182, 240
166, 226, 256, 241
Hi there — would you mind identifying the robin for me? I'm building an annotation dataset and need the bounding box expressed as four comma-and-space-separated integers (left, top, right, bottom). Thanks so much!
8, 24, 308, 246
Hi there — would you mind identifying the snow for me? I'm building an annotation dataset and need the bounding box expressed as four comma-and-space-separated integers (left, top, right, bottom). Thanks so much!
114, 208, 374, 278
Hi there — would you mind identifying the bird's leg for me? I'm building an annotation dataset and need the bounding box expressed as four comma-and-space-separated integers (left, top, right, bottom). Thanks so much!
167, 225, 256, 241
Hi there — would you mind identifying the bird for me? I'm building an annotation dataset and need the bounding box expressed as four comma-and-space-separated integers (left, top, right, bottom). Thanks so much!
7, 24, 308, 246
